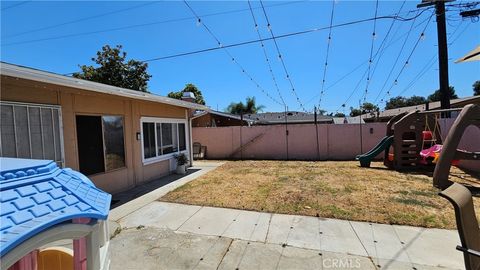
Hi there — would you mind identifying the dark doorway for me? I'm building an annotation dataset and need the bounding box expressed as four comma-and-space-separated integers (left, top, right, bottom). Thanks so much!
76, 115, 105, 175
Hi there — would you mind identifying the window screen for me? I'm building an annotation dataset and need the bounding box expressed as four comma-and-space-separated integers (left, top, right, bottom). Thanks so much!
179, 123, 186, 151
143, 122, 156, 159
0, 102, 64, 166
161, 123, 175, 154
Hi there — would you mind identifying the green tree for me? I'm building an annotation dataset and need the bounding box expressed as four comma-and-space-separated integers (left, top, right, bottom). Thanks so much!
349, 107, 362, 117
406, 95, 427, 106
385, 96, 407, 110
167, 83, 206, 105
473, 80, 480, 96
73, 45, 151, 92
350, 102, 379, 117
334, 112, 346, 117
427, 86, 458, 102
385, 95, 428, 110
361, 102, 379, 114
226, 97, 265, 115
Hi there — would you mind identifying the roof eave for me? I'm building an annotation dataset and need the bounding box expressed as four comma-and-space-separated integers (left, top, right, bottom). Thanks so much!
0, 62, 207, 111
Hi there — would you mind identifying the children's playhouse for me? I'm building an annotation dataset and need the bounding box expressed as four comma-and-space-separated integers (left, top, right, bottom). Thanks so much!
0, 157, 111, 270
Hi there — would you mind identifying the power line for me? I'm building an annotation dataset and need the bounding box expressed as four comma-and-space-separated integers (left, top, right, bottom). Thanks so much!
1, 1, 29, 11
141, 10, 430, 63
373, 10, 421, 103
335, 3, 429, 113
183, 0, 283, 106
4, 2, 160, 39
394, 20, 468, 98
396, 55, 437, 98
259, 0, 306, 112
363, 0, 380, 102
318, 0, 336, 110
304, 60, 368, 107
378, 12, 434, 105
336, 67, 369, 113
2, 1, 305, 47
62, 11, 432, 76
247, 0, 286, 106
366, 1, 407, 97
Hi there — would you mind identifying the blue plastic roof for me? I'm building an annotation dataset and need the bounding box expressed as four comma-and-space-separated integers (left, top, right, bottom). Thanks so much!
0, 158, 111, 257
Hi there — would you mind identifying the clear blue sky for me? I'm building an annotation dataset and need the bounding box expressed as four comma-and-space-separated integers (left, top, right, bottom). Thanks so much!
1, 1, 479, 114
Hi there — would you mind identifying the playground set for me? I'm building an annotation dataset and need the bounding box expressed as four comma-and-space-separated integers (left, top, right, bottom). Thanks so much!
0, 158, 111, 270
357, 104, 480, 190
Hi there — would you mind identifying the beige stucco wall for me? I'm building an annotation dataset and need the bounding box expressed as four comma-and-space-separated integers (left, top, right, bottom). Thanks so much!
1, 75, 189, 194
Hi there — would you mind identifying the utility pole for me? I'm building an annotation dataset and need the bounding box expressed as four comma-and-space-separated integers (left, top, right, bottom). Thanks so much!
417, 0, 453, 116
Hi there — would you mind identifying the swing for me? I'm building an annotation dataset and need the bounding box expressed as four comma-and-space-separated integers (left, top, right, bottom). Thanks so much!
420, 113, 443, 165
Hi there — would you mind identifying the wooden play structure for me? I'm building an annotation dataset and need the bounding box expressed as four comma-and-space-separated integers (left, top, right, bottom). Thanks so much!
433, 104, 480, 191
384, 109, 444, 170
0, 158, 111, 270
358, 103, 480, 172
358, 108, 446, 170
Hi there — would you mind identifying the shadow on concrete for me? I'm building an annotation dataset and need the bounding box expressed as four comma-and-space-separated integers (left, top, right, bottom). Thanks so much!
110, 168, 201, 209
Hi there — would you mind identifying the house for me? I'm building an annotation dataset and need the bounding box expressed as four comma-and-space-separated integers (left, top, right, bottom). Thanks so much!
192, 110, 253, 127
363, 96, 480, 122
0, 62, 207, 194
246, 111, 333, 125
332, 116, 365, 124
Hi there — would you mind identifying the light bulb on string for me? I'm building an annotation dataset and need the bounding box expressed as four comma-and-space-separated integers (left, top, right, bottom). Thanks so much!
196, 18, 201, 27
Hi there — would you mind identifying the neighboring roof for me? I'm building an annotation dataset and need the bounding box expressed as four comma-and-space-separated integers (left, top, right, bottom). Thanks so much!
332, 116, 365, 124
0, 62, 207, 110
455, 45, 480, 63
0, 157, 111, 256
364, 96, 480, 119
246, 111, 333, 124
192, 110, 254, 123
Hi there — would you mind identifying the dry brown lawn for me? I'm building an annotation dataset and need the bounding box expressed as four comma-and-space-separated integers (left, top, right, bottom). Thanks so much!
160, 161, 480, 229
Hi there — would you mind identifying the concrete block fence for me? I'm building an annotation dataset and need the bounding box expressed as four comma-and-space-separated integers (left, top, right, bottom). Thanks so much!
193, 120, 479, 172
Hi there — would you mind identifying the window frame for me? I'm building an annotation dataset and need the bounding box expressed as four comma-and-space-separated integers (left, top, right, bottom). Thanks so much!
75, 113, 127, 175
140, 116, 188, 165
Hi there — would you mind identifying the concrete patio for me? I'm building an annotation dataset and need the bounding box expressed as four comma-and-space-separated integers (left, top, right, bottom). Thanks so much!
107, 162, 465, 270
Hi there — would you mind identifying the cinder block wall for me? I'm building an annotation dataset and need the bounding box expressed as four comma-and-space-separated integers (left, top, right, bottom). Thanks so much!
193, 121, 480, 173
192, 123, 387, 161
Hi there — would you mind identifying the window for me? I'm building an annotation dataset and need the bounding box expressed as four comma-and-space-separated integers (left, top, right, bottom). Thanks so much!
76, 115, 125, 175
0, 102, 64, 166
141, 117, 187, 162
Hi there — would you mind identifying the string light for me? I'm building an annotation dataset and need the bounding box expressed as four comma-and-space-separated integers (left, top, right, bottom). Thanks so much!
246, 0, 286, 106
318, 0, 336, 110
259, 0, 307, 112
379, 12, 434, 104
183, 0, 283, 106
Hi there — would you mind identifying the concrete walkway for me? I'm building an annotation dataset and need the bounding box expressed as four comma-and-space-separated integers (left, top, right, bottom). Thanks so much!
109, 161, 224, 221
108, 161, 464, 270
